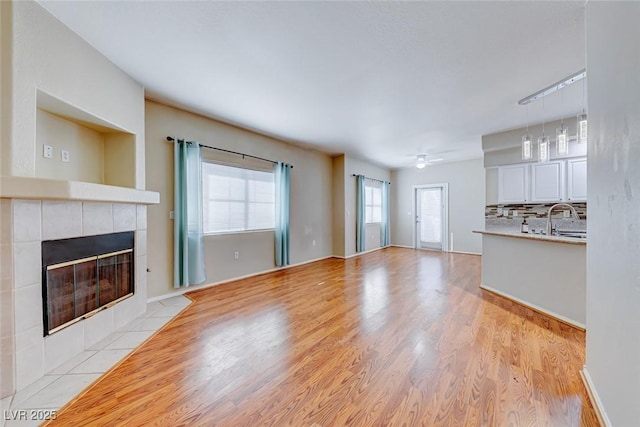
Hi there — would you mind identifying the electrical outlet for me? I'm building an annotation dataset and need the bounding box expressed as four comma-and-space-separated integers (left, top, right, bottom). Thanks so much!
169, 211, 174, 220
61, 149, 70, 163
234, 251, 239, 260
497, 207, 503, 215
504, 209, 509, 216
43, 145, 53, 159
513, 210, 518, 217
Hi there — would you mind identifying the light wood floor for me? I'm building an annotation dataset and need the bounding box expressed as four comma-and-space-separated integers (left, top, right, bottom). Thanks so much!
47, 248, 598, 426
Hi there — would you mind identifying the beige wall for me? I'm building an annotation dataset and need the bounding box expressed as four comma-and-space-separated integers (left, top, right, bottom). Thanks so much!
391, 158, 484, 254
4, 0, 145, 188
332, 155, 346, 257
35, 110, 105, 183
103, 133, 136, 188
32, 110, 137, 188
330, 155, 391, 258
585, 3, 640, 425
1, 1, 12, 177
145, 100, 333, 298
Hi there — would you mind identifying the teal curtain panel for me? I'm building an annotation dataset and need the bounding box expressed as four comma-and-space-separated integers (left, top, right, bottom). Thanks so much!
381, 181, 391, 247
275, 161, 292, 267
356, 174, 366, 253
173, 139, 207, 288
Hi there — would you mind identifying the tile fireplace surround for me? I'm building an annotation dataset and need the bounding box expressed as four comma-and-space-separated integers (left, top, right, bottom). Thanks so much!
1, 199, 148, 398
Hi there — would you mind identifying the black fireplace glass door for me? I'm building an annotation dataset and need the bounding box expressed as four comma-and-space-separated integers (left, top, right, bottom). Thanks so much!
75, 260, 98, 316
117, 252, 133, 298
98, 256, 118, 306
47, 265, 75, 331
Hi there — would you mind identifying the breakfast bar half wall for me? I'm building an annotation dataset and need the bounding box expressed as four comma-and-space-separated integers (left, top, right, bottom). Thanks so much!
474, 230, 586, 329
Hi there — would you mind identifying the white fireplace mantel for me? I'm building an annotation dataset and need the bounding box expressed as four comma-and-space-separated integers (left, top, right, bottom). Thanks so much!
0, 176, 159, 205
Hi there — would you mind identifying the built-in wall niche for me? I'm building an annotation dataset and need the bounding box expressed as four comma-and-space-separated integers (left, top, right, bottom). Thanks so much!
35, 90, 136, 189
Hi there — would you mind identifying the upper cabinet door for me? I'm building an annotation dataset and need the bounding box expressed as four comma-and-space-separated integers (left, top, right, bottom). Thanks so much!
498, 164, 529, 203
531, 161, 565, 202
567, 157, 587, 202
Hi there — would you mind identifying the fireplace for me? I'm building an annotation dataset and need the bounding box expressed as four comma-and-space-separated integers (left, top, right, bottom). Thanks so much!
41, 232, 135, 336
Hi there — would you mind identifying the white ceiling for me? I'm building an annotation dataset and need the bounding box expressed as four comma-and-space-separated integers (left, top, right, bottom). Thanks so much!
38, 1, 586, 169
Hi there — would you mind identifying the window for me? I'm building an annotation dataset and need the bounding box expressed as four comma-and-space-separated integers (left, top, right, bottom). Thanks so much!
365, 183, 382, 223
202, 162, 275, 233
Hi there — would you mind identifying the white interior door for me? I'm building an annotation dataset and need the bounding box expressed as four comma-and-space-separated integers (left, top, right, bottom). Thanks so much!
415, 185, 448, 251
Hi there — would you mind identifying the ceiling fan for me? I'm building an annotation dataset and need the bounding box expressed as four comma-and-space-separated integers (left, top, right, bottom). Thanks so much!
405, 149, 456, 168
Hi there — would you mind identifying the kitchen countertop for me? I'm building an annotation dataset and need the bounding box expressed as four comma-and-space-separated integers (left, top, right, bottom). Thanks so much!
473, 229, 587, 245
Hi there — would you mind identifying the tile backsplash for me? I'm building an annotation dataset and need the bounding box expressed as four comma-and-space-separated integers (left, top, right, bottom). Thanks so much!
486, 202, 587, 233
486, 202, 587, 219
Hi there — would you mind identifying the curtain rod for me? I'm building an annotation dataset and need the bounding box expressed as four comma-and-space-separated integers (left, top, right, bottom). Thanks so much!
166, 136, 293, 168
352, 174, 390, 185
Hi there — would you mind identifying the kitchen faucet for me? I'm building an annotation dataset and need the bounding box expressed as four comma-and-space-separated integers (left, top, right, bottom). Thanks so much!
546, 203, 580, 235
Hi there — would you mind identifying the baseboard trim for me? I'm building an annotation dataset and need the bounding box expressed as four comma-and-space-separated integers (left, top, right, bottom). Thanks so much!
333, 245, 389, 260
580, 367, 611, 427
449, 250, 482, 256
390, 245, 481, 256
147, 255, 334, 303
480, 284, 586, 331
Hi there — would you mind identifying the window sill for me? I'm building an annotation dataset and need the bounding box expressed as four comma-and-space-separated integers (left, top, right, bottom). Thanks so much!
204, 228, 275, 237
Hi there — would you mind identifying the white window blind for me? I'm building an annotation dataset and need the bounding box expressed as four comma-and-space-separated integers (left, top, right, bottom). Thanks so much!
202, 162, 275, 233
365, 183, 382, 224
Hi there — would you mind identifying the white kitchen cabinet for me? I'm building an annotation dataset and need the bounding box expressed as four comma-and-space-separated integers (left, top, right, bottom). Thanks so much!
498, 164, 529, 203
530, 161, 565, 202
567, 157, 587, 201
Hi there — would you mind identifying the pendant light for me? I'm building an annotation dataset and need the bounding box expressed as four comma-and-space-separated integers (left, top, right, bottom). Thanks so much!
577, 77, 588, 143
577, 113, 587, 144
522, 135, 532, 160
538, 136, 550, 162
522, 104, 533, 160
517, 69, 586, 158
556, 126, 568, 156
556, 87, 569, 156
416, 155, 426, 169
538, 97, 549, 163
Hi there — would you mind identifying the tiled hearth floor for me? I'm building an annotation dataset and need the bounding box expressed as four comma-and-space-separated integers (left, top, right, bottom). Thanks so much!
1, 296, 192, 427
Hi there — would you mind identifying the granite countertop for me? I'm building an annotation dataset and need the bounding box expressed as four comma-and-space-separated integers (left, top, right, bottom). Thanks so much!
473, 229, 587, 246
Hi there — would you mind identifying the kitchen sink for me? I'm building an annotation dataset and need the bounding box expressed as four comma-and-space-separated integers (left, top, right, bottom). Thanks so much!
556, 230, 587, 239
